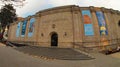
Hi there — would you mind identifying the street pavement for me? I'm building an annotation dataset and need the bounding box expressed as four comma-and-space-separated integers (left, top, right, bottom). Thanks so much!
0, 43, 120, 67
15, 46, 93, 60
0, 43, 6, 46
110, 52, 120, 59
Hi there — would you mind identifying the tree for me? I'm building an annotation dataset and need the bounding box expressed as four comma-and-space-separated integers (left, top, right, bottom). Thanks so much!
0, 0, 26, 40
0, 4, 17, 39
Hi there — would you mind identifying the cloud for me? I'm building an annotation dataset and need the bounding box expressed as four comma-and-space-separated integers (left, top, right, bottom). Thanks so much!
15, 0, 120, 17
49, 0, 110, 8
49, 0, 76, 6
49, 0, 120, 10
16, 0, 52, 17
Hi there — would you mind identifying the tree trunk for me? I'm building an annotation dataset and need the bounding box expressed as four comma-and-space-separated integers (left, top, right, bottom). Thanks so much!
0, 27, 6, 40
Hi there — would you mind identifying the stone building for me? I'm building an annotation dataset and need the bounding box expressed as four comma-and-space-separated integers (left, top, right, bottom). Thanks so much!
8, 5, 120, 51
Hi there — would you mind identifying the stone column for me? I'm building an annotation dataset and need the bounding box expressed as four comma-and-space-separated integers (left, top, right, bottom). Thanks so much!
90, 7, 101, 48
71, 6, 83, 48
24, 17, 30, 43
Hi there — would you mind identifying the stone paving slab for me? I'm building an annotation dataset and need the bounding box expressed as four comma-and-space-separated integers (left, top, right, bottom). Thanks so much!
0, 44, 120, 67
0, 43, 6, 47
110, 52, 120, 59
15, 46, 94, 60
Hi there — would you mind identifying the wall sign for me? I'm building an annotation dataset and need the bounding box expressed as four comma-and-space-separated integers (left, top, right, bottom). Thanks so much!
96, 11, 108, 35
82, 10, 94, 36
28, 18, 35, 37
21, 20, 27, 37
16, 22, 21, 37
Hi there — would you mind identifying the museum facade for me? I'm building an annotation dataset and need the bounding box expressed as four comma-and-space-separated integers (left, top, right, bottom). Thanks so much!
8, 5, 120, 51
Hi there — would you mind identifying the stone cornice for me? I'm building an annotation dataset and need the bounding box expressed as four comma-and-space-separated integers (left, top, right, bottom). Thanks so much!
12, 5, 120, 24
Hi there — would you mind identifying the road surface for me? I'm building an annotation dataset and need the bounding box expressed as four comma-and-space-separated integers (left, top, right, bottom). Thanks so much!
0, 43, 120, 67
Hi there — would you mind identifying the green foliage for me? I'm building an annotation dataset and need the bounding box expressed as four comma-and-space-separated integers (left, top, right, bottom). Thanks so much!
0, 4, 17, 28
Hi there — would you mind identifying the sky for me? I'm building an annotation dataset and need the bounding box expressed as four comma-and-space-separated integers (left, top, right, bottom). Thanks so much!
14, 0, 120, 18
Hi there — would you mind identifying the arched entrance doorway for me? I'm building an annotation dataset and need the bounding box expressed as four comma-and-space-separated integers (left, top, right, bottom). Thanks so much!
51, 33, 58, 47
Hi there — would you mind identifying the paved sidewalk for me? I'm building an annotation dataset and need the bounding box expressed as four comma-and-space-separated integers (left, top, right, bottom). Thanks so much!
15, 46, 93, 60
0, 43, 6, 46
110, 52, 120, 59
0, 43, 120, 67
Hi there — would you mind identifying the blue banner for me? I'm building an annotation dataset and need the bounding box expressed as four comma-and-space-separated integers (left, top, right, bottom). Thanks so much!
28, 18, 35, 37
82, 10, 91, 24
21, 20, 27, 37
96, 11, 108, 35
16, 22, 21, 37
82, 10, 94, 36
84, 24, 94, 36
